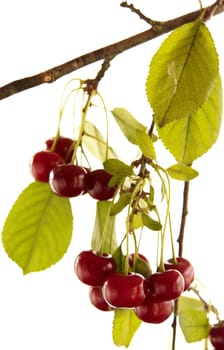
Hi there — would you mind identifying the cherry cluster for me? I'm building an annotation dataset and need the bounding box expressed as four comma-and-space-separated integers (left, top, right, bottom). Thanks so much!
29, 136, 116, 200
74, 249, 195, 323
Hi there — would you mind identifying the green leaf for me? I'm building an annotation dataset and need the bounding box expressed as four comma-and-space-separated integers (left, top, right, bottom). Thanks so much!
91, 201, 117, 254
178, 296, 205, 313
146, 20, 219, 127
111, 108, 146, 144
112, 244, 125, 272
178, 296, 210, 343
132, 255, 152, 278
82, 121, 117, 161
135, 129, 156, 160
167, 163, 199, 181
157, 75, 222, 164
104, 158, 134, 177
2, 182, 73, 274
110, 192, 132, 216
179, 309, 210, 343
113, 309, 141, 347
142, 213, 162, 231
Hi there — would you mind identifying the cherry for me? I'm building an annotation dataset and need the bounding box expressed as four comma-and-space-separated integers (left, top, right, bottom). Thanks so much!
147, 269, 185, 301
164, 257, 194, 291
86, 169, 116, 200
49, 164, 87, 197
209, 321, 224, 350
89, 286, 113, 311
102, 272, 147, 308
45, 136, 74, 163
30, 150, 64, 182
74, 250, 116, 286
135, 293, 174, 323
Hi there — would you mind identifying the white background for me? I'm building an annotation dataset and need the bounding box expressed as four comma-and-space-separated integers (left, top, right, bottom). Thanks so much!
0, 1, 224, 349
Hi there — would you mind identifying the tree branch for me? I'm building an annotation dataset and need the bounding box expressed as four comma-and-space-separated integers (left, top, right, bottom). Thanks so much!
0, 1, 224, 100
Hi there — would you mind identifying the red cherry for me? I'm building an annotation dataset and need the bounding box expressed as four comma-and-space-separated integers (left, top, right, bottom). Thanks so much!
30, 150, 64, 182
209, 321, 224, 350
164, 257, 194, 291
49, 164, 87, 197
89, 286, 113, 311
102, 272, 147, 308
86, 169, 115, 200
135, 293, 174, 323
74, 250, 116, 286
45, 136, 74, 163
148, 269, 185, 301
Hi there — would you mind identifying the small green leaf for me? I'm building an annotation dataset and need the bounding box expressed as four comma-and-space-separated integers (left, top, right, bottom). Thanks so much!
104, 158, 134, 177
132, 212, 143, 230
146, 20, 219, 127
113, 309, 141, 347
2, 182, 73, 274
142, 213, 162, 231
167, 164, 199, 181
111, 108, 146, 144
178, 296, 205, 313
178, 296, 210, 343
157, 74, 222, 164
112, 244, 125, 272
82, 121, 117, 161
91, 201, 117, 254
132, 255, 152, 278
179, 309, 210, 343
110, 192, 132, 216
135, 129, 156, 160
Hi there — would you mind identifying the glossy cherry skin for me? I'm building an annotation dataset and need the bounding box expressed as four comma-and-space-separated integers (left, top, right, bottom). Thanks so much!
147, 269, 185, 301
209, 321, 224, 350
45, 136, 74, 163
74, 250, 116, 286
49, 164, 87, 197
129, 253, 149, 268
86, 169, 115, 200
89, 286, 113, 311
102, 272, 147, 308
164, 257, 194, 291
135, 293, 174, 323
30, 150, 64, 182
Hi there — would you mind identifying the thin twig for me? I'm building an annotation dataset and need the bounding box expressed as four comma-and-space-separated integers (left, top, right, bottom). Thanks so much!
0, 1, 224, 100
171, 181, 190, 350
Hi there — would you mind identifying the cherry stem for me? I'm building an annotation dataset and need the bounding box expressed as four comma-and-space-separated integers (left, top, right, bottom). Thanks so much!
153, 164, 173, 272
71, 88, 95, 164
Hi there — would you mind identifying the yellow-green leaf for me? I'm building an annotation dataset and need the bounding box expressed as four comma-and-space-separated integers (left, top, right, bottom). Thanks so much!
2, 182, 73, 274
179, 309, 210, 343
167, 163, 199, 181
113, 309, 141, 347
146, 20, 219, 127
111, 108, 146, 144
135, 129, 156, 160
157, 75, 222, 164
91, 201, 118, 255
83, 121, 117, 161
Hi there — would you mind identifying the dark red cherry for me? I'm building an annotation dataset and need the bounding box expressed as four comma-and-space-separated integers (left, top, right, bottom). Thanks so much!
89, 286, 113, 311
30, 150, 64, 182
209, 321, 224, 350
164, 257, 194, 291
86, 169, 115, 200
135, 293, 174, 323
49, 164, 87, 197
74, 250, 116, 286
102, 272, 147, 308
147, 269, 185, 301
45, 136, 74, 162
